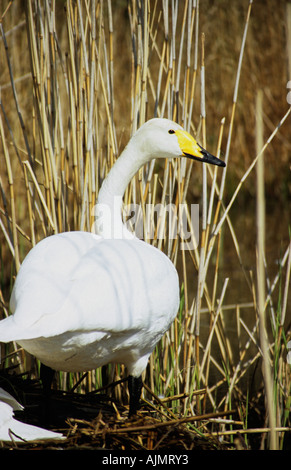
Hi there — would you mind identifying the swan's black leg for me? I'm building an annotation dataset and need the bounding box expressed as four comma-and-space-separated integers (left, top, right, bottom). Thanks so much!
101, 364, 109, 388
128, 375, 143, 417
40, 363, 55, 423
40, 363, 55, 395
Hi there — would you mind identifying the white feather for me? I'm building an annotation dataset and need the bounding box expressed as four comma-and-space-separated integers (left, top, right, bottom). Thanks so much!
0, 388, 64, 442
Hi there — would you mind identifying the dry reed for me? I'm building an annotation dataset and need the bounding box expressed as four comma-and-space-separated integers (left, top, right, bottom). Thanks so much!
0, 0, 290, 450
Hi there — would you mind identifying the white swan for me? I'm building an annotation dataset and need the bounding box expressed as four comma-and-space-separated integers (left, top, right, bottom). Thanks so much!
0, 118, 225, 416
0, 388, 64, 442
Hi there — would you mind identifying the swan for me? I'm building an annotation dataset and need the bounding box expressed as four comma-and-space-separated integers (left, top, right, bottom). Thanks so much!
0, 387, 64, 442
0, 118, 225, 417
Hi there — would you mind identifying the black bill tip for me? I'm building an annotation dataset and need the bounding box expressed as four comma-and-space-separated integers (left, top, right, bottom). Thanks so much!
199, 144, 226, 167
186, 143, 226, 167
202, 151, 226, 167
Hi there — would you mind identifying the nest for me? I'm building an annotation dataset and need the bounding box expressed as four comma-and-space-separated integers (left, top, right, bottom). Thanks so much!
0, 367, 234, 451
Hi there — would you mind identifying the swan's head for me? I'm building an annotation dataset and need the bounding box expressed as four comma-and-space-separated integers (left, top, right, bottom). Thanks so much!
131, 118, 225, 167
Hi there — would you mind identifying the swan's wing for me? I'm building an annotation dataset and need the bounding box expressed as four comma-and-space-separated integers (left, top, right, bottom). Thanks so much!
0, 401, 64, 442
62, 238, 179, 334
10, 231, 101, 319
1, 232, 100, 340
0, 387, 23, 411
1, 233, 179, 341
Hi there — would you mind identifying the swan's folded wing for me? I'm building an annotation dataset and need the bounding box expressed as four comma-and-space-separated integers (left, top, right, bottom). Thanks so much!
1, 236, 178, 341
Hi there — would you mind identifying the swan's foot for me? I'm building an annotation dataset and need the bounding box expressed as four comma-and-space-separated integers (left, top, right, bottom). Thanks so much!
128, 375, 143, 418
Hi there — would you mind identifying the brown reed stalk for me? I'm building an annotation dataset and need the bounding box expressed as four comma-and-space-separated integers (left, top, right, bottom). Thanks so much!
255, 89, 277, 450
286, 2, 291, 82
0, 111, 19, 272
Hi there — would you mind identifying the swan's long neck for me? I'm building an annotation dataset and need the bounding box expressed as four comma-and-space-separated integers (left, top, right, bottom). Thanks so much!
95, 138, 147, 239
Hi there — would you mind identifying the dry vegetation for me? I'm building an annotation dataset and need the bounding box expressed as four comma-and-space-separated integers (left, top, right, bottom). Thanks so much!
0, 0, 290, 450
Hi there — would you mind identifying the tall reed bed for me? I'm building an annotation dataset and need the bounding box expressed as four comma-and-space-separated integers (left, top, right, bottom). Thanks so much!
0, 1, 290, 449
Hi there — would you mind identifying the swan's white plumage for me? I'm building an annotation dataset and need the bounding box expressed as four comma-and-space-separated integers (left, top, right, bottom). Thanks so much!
0, 388, 64, 442
0, 118, 225, 386
2, 232, 178, 375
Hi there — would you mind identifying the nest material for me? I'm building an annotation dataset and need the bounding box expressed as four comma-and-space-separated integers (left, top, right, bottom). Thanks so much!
0, 367, 232, 450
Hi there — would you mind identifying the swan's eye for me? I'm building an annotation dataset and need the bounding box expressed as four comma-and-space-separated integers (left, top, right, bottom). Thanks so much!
168, 129, 175, 134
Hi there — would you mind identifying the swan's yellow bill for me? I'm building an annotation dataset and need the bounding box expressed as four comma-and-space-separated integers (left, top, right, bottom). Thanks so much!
175, 129, 225, 167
